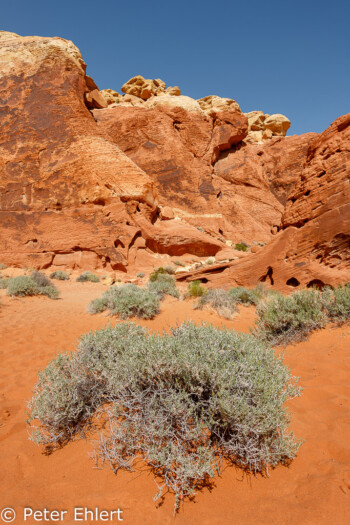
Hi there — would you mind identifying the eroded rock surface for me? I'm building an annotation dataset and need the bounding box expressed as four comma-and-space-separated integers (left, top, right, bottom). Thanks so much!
1, 32, 348, 288
180, 115, 350, 290
0, 32, 223, 269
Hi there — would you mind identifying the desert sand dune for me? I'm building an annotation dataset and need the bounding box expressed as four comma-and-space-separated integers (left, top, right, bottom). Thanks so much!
0, 280, 349, 524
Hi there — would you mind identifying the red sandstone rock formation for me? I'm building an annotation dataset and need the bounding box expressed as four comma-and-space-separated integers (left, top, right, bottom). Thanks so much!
178, 115, 350, 290
93, 105, 310, 244
0, 31, 348, 288
0, 32, 224, 270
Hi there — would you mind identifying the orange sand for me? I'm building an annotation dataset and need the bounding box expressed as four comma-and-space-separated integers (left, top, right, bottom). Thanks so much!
0, 280, 349, 524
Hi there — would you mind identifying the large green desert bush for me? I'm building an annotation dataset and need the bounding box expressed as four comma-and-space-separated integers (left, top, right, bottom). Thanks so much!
88, 284, 160, 319
7, 275, 59, 299
28, 322, 301, 510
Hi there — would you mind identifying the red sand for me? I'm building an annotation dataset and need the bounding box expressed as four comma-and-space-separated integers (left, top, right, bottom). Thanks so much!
0, 280, 349, 524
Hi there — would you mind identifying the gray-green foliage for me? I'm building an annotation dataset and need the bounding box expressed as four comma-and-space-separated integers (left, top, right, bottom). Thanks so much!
255, 289, 326, 345
50, 270, 70, 281
196, 288, 238, 319
227, 284, 271, 305
7, 275, 59, 299
321, 284, 350, 323
77, 271, 100, 283
88, 284, 160, 319
7, 276, 38, 297
28, 322, 301, 510
0, 263, 7, 270
147, 273, 179, 298
0, 278, 10, 289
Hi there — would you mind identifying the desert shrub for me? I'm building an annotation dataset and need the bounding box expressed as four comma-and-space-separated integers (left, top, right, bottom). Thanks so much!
0, 278, 10, 289
234, 243, 248, 252
187, 280, 206, 297
28, 322, 301, 510
0, 263, 7, 270
322, 284, 350, 323
7, 276, 39, 297
77, 271, 100, 283
38, 285, 60, 300
147, 273, 179, 298
6, 275, 59, 299
137, 272, 145, 278
227, 284, 275, 306
164, 265, 176, 275
255, 289, 326, 345
196, 288, 238, 319
50, 270, 69, 281
149, 267, 166, 282
88, 284, 160, 319
31, 271, 52, 288
173, 260, 186, 267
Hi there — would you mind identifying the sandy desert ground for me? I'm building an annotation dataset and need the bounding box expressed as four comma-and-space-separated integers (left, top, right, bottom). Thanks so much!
1, 278, 350, 525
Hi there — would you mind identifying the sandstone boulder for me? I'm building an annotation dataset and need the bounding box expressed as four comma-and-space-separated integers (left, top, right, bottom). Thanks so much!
85, 89, 108, 109
245, 111, 265, 131
264, 114, 291, 136
146, 94, 204, 113
166, 86, 181, 96
121, 75, 166, 100
198, 95, 241, 116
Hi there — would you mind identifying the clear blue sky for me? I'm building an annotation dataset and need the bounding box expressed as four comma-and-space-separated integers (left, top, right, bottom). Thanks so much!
2, 0, 349, 135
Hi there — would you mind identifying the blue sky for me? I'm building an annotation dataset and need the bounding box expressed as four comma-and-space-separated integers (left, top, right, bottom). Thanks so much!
2, 0, 349, 135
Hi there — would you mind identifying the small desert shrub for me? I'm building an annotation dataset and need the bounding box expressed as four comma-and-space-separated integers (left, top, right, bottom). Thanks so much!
322, 284, 350, 323
164, 265, 176, 275
196, 288, 238, 319
147, 273, 179, 298
7, 275, 59, 299
137, 272, 145, 278
173, 259, 186, 267
234, 242, 248, 252
39, 285, 60, 300
31, 271, 52, 288
77, 271, 100, 283
255, 289, 326, 345
227, 284, 274, 306
187, 280, 206, 297
88, 284, 160, 319
149, 267, 166, 281
0, 263, 7, 270
28, 322, 301, 510
50, 270, 69, 281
